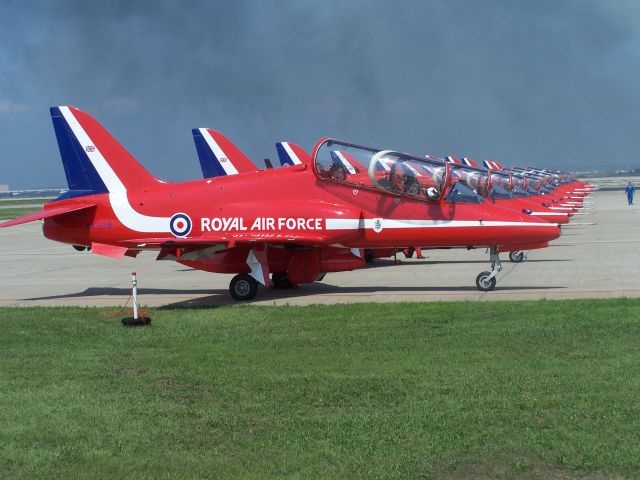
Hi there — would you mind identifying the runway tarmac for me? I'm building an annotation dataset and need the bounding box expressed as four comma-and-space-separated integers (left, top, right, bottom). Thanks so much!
0, 190, 637, 307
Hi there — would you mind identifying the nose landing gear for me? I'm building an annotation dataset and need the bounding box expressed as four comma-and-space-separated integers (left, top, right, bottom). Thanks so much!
508, 250, 527, 263
476, 246, 502, 292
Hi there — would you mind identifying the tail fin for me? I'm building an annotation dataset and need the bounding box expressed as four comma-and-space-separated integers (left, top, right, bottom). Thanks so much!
276, 141, 311, 166
192, 128, 257, 177
50, 106, 161, 197
483, 160, 496, 170
461, 157, 479, 168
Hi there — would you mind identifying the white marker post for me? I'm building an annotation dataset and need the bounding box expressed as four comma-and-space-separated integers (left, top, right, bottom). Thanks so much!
122, 271, 150, 326
132, 272, 139, 320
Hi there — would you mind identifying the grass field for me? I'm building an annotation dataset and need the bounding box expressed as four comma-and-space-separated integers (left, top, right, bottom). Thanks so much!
1, 300, 639, 479
0, 198, 51, 220
0, 208, 39, 220
0, 198, 54, 206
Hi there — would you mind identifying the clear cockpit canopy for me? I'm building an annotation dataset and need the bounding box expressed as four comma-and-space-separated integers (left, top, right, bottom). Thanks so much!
487, 171, 514, 199
511, 175, 529, 196
313, 139, 448, 202
446, 164, 487, 203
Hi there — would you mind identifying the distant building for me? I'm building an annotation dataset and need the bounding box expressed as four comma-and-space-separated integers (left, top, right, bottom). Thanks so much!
0, 184, 8, 192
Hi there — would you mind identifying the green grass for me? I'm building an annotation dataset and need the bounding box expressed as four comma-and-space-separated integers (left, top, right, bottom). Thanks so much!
0, 198, 53, 206
0, 198, 52, 220
0, 207, 42, 220
1, 300, 640, 479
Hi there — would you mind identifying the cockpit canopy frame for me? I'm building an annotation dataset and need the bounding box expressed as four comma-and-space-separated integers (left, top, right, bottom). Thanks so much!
312, 138, 452, 203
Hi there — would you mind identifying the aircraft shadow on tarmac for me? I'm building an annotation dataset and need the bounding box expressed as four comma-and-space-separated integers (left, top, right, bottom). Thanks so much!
24, 287, 215, 301
413, 259, 568, 265
367, 258, 572, 266
163, 284, 567, 309
23, 283, 567, 308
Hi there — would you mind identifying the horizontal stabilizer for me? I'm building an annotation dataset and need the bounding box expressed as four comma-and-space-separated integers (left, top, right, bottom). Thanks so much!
0, 203, 95, 228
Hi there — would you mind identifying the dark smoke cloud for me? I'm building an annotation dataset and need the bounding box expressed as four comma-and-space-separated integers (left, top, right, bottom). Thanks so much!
0, 0, 639, 188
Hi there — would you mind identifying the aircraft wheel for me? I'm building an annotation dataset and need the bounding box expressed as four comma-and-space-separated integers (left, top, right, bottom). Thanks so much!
229, 274, 258, 301
509, 251, 525, 263
476, 271, 496, 292
271, 272, 295, 289
364, 249, 375, 263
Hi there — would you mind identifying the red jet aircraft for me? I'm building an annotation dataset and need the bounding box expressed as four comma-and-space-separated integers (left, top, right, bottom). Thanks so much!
1, 107, 562, 299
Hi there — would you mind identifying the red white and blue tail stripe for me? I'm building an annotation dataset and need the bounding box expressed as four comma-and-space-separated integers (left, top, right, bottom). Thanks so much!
192, 128, 257, 177
276, 141, 311, 166
483, 160, 504, 170
50, 106, 161, 199
461, 157, 479, 168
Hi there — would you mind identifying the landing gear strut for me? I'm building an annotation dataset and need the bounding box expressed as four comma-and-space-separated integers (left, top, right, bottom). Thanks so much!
229, 274, 258, 301
476, 246, 501, 292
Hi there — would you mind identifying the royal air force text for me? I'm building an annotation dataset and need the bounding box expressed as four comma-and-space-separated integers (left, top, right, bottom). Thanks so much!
201, 217, 323, 232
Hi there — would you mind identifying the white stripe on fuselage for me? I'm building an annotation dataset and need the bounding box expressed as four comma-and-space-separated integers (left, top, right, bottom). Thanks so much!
60, 106, 171, 233
200, 128, 239, 175
326, 218, 557, 230
529, 212, 569, 216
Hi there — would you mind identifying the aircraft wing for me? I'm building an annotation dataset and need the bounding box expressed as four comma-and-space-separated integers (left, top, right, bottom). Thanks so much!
0, 203, 96, 228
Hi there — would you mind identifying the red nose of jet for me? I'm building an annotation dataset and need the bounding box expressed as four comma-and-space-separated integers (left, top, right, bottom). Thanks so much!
483, 204, 561, 247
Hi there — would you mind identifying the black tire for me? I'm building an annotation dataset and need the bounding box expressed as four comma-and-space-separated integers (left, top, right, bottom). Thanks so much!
229, 274, 258, 301
72, 245, 86, 251
509, 251, 525, 263
271, 272, 295, 289
364, 249, 375, 263
476, 271, 496, 291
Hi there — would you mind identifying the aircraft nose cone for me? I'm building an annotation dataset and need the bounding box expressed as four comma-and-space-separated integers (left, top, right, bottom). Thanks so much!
516, 212, 561, 242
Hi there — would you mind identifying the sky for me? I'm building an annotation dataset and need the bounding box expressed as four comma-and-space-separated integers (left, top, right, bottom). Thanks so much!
1, 0, 640, 189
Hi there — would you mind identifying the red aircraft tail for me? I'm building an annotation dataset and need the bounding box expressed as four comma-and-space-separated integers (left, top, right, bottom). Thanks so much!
276, 141, 311, 166
2, 107, 164, 228
192, 128, 258, 177
50, 106, 162, 197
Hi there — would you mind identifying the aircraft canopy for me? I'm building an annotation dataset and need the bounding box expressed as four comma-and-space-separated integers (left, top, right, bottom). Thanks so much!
313, 140, 449, 202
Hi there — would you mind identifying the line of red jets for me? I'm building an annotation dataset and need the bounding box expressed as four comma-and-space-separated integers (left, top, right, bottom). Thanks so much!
1, 107, 594, 300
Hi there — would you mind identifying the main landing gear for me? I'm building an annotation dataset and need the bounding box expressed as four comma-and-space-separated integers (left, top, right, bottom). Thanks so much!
229, 272, 300, 301
475, 246, 501, 292
229, 274, 258, 301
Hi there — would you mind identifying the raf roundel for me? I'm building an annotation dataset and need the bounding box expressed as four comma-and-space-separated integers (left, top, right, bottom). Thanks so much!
170, 213, 192, 237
